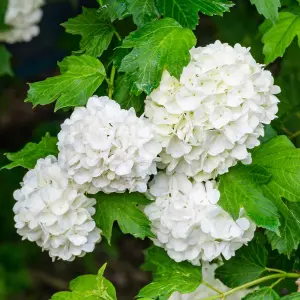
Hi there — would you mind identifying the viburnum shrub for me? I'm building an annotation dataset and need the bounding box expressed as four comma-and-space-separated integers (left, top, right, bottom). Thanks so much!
2, 0, 300, 299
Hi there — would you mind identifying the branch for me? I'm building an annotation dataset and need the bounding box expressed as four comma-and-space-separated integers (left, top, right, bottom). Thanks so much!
201, 273, 300, 300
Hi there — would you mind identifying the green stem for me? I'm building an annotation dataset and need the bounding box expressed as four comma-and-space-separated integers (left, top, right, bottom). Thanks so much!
266, 268, 286, 274
113, 29, 122, 42
269, 277, 284, 289
289, 130, 300, 140
202, 281, 223, 294
108, 65, 116, 98
201, 273, 299, 300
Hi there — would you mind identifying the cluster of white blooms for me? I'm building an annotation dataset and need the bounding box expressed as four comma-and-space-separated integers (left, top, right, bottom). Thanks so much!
13, 96, 161, 260
144, 173, 256, 265
145, 41, 280, 181
0, 0, 44, 43
58, 96, 161, 194
13, 156, 101, 261
169, 263, 254, 300
12, 41, 279, 268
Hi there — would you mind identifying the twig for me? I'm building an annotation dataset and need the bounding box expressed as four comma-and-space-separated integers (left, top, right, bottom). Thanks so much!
201, 273, 300, 300
203, 281, 223, 294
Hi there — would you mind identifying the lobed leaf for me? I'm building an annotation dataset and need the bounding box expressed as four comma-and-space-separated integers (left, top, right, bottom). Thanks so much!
242, 287, 280, 299
113, 75, 143, 113
62, 8, 115, 57
215, 238, 268, 288
156, 0, 233, 29
219, 136, 300, 255
250, 0, 281, 22
2, 133, 58, 170
51, 264, 116, 300
261, 10, 300, 64
138, 247, 202, 298
119, 18, 196, 94
94, 193, 154, 243
126, 0, 160, 27
100, 0, 128, 22
25, 55, 106, 111
218, 165, 279, 231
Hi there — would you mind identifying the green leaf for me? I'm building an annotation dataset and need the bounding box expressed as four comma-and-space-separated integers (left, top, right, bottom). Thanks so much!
260, 125, 277, 144
114, 75, 143, 113
51, 264, 116, 300
51, 292, 73, 300
156, 0, 233, 29
0, 45, 13, 76
126, 0, 159, 27
266, 200, 300, 256
119, 18, 196, 94
101, 0, 128, 22
261, 11, 300, 64
2, 133, 58, 170
26, 55, 106, 111
215, 238, 267, 288
0, 0, 8, 27
94, 193, 154, 243
138, 247, 202, 299
62, 8, 115, 57
251, 136, 300, 203
282, 293, 300, 299
220, 135, 300, 255
218, 164, 280, 231
243, 287, 280, 300
250, 0, 281, 22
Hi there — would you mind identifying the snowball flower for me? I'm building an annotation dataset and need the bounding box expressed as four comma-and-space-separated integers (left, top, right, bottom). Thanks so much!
58, 96, 162, 194
144, 173, 255, 265
169, 263, 254, 300
13, 156, 101, 261
145, 41, 280, 180
0, 0, 44, 43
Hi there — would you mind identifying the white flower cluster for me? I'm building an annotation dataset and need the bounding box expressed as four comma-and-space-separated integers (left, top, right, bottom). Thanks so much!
0, 0, 44, 43
13, 156, 101, 261
13, 96, 161, 260
144, 173, 256, 265
58, 96, 161, 194
169, 263, 254, 300
145, 41, 280, 181
13, 41, 279, 267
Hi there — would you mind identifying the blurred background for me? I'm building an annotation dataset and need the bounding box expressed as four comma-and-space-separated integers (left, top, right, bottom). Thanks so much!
1, 0, 300, 299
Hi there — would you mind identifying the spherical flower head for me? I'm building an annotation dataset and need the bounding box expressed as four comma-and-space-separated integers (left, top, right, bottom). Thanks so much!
0, 0, 45, 43
169, 263, 254, 299
145, 40, 280, 180
144, 173, 256, 265
13, 155, 101, 261
57, 96, 162, 194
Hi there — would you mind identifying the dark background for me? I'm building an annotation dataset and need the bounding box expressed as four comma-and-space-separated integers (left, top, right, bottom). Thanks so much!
1, 0, 299, 299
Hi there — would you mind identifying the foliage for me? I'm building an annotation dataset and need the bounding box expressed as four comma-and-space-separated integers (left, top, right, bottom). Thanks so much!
62, 8, 115, 57
3, 0, 300, 299
51, 264, 117, 300
0, 46, 12, 76
25, 55, 106, 111
215, 238, 268, 287
2, 133, 58, 170
119, 18, 196, 94
156, 0, 233, 29
94, 193, 154, 243
138, 247, 202, 299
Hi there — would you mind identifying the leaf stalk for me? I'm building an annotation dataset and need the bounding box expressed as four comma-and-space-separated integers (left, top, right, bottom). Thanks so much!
201, 273, 299, 300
